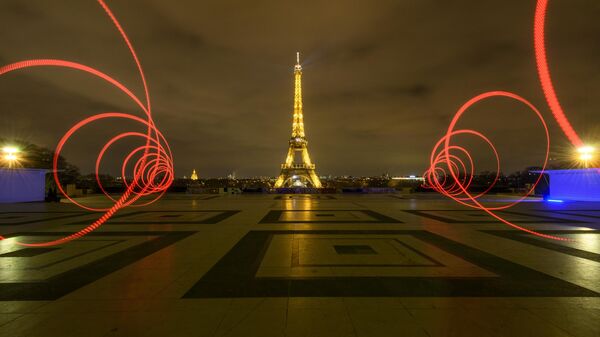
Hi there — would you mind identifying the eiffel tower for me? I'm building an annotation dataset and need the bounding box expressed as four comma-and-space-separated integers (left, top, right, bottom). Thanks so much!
274, 52, 322, 188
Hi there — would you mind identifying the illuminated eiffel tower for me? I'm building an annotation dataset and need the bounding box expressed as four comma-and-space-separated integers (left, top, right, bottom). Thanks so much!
274, 52, 322, 188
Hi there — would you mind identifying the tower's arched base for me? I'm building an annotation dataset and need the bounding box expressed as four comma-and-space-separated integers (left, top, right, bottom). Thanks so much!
274, 167, 322, 188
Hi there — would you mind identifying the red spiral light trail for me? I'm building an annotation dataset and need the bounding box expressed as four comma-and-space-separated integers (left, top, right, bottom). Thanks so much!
0, 0, 173, 246
424, 0, 587, 241
534, 0, 584, 148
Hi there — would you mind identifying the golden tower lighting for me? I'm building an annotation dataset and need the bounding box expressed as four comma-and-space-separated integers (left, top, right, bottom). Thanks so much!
274, 52, 322, 188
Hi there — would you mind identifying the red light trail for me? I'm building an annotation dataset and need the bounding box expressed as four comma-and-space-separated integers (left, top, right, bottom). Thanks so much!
534, 0, 584, 148
0, 0, 173, 246
0, 0, 589, 244
424, 0, 586, 241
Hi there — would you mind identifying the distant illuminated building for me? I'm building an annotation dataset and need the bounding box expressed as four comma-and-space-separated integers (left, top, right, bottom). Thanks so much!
274, 52, 322, 188
190, 169, 198, 181
392, 175, 425, 182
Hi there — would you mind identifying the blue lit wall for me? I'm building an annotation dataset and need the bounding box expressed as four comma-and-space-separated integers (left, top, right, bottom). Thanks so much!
0, 168, 47, 203
544, 169, 600, 202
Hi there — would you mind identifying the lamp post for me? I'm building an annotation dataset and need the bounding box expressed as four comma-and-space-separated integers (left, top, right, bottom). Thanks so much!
576, 145, 595, 168
2, 146, 20, 168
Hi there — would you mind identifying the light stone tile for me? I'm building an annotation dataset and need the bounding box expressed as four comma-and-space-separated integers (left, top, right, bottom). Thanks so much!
0, 313, 22, 327
528, 307, 600, 337
0, 301, 49, 314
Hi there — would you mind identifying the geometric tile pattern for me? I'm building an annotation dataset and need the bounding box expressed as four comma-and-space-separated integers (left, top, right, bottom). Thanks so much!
541, 209, 600, 220
1, 195, 599, 337
183, 230, 599, 298
404, 209, 587, 224
0, 211, 89, 226
483, 230, 600, 263
66, 210, 240, 225
259, 210, 401, 224
0, 231, 195, 300
0, 247, 59, 257
257, 235, 451, 277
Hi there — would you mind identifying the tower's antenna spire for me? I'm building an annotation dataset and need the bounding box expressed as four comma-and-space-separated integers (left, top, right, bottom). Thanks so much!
295, 51, 302, 71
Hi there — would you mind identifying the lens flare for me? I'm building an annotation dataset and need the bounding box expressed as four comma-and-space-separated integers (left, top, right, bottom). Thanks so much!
2, 146, 20, 165
576, 146, 595, 162
2, 146, 19, 154
0, 0, 173, 246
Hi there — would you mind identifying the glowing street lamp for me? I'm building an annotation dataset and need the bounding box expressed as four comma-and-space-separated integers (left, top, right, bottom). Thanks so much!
576, 145, 595, 166
2, 146, 20, 167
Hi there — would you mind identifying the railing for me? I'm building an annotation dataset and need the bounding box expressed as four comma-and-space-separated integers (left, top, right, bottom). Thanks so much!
281, 163, 315, 169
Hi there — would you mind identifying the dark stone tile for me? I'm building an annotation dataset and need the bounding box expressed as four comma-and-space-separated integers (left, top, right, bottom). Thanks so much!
541, 210, 600, 220
0, 212, 90, 226
67, 210, 240, 225
0, 247, 59, 257
258, 210, 401, 224
183, 230, 599, 298
0, 231, 195, 300
334, 245, 377, 255
291, 238, 439, 267
0, 215, 25, 220
403, 209, 587, 224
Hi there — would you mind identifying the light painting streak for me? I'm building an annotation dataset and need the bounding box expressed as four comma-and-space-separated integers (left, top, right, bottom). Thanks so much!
424, 0, 588, 241
0, 0, 173, 246
534, 0, 583, 148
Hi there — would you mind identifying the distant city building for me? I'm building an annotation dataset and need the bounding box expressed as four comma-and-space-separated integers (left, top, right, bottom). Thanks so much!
190, 169, 198, 181
391, 175, 425, 182
274, 52, 322, 188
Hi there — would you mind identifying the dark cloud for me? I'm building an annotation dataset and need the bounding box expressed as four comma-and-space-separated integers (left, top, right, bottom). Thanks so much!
314, 83, 433, 104
2, 2, 42, 18
0, 0, 598, 177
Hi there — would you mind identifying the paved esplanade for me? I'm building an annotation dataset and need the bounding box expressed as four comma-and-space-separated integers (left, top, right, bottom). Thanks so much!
0, 194, 599, 336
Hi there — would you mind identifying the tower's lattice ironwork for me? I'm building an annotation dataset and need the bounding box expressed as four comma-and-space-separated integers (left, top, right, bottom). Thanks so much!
274, 52, 322, 188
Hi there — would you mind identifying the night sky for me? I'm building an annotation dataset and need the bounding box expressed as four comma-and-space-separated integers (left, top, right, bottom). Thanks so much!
0, 0, 599, 177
